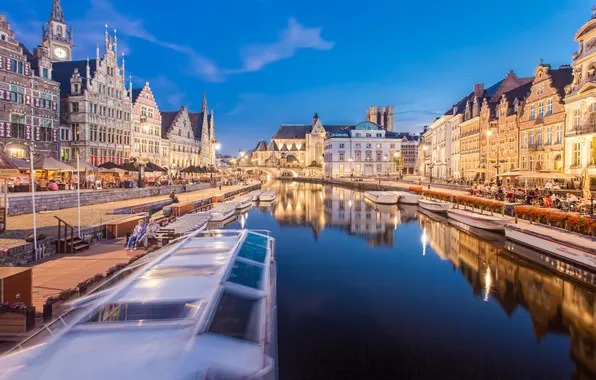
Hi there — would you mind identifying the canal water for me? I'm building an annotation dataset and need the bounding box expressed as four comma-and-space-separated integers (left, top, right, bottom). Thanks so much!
225, 181, 596, 380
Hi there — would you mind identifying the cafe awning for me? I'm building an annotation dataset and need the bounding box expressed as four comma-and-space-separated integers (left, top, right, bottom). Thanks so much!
66, 160, 98, 172
8, 158, 29, 170
34, 156, 74, 171
0, 152, 21, 178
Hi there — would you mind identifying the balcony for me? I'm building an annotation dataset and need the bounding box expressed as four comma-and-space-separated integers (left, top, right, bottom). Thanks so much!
528, 144, 544, 152
567, 122, 596, 136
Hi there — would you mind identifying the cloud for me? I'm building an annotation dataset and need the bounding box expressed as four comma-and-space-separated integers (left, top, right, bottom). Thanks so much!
237, 18, 335, 73
147, 76, 190, 110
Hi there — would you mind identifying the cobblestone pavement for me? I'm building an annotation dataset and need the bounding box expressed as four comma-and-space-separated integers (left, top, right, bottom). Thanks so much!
27, 239, 133, 309
0, 183, 252, 248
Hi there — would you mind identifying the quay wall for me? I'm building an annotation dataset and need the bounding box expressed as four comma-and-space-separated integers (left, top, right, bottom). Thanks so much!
7, 184, 211, 216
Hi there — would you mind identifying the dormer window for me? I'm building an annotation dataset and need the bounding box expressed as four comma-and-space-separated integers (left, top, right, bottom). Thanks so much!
72, 83, 80, 93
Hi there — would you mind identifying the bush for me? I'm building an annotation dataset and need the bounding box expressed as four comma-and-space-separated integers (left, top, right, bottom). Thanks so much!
0, 302, 34, 314
58, 288, 77, 301
455, 195, 503, 213
409, 186, 423, 194
514, 205, 596, 236
422, 190, 451, 201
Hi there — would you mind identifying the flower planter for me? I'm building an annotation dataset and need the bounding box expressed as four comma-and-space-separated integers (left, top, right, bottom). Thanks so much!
78, 285, 88, 296
43, 303, 53, 323
0, 309, 36, 333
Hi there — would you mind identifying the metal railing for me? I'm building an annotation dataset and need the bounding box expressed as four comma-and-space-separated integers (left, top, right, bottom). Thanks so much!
54, 216, 75, 253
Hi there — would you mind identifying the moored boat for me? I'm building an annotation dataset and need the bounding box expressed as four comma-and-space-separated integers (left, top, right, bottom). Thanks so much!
210, 202, 237, 221
418, 199, 451, 214
233, 195, 253, 210
391, 191, 420, 205
364, 191, 399, 205
504, 223, 596, 270
260, 190, 277, 202
447, 208, 509, 231
248, 190, 262, 201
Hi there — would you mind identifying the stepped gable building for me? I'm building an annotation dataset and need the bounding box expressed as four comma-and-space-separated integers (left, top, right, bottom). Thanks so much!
131, 82, 163, 166
366, 106, 395, 132
161, 106, 200, 172
519, 62, 572, 173
0, 13, 60, 160
564, 5, 596, 178
188, 93, 216, 167
53, 24, 132, 165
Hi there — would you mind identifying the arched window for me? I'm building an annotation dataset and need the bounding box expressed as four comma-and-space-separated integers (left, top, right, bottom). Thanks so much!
56, 25, 63, 36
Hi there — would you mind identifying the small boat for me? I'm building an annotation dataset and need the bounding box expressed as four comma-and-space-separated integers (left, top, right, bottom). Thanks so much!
447, 208, 509, 231
391, 191, 420, 205
233, 195, 253, 210
418, 199, 452, 214
260, 190, 277, 202
505, 223, 596, 270
364, 198, 399, 214
210, 203, 237, 221
248, 190, 262, 201
448, 218, 506, 245
364, 191, 398, 205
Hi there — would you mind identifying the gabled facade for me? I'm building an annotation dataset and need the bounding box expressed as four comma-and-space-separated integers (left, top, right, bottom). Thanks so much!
519, 62, 571, 173
564, 6, 596, 177
161, 106, 200, 172
131, 82, 163, 166
0, 14, 60, 160
53, 27, 132, 165
189, 93, 216, 167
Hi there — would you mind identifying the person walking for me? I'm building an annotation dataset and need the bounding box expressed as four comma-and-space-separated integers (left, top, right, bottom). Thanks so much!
125, 219, 146, 251
136, 218, 159, 250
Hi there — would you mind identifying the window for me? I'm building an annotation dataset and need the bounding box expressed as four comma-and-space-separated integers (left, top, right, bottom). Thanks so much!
355, 143, 361, 149
10, 114, 26, 139
574, 109, 580, 128
390, 144, 395, 149
87, 301, 201, 323
573, 142, 581, 167
339, 152, 345, 161
547, 99, 553, 115
338, 143, 345, 149
60, 148, 70, 161
530, 105, 536, 120
546, 127, 552, 145
536, 128, 542, 146
521, 132, 527, 148
538, 102, 544, 117
529, 131, 535, 147
366, 144, 371, 149
529, 156, 535, 171
42, 68, 48, 78
71, 102, 79, 112
556, 125, 562, 144
376, 144, 382, 149
40, 118, 52, 142
365, 133, 371, 137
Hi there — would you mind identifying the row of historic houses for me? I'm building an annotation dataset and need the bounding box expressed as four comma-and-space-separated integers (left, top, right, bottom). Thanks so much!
420, 5, 596, 185
0, 0, 217, 171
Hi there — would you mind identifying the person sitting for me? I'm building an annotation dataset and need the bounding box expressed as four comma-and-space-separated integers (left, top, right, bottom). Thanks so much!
47, 180, 59, 191
136, 218, 160, 250
169, 190, 179, 203
125, 219, 146, 251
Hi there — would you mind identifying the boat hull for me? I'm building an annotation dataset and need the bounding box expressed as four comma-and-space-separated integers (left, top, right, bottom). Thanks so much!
391, 192, 420, 205
505, 225, 596, 270
364, 191, 398, 205
447, 209, 508, 231
418, 199, 451, 214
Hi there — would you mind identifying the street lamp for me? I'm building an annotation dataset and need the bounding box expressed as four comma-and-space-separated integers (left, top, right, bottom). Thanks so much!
486, 130, 493, 184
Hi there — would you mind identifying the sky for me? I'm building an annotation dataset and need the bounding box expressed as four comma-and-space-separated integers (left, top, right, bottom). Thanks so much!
2, 0, 594, 155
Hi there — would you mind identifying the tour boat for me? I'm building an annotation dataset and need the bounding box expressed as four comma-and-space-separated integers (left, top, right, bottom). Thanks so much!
259, 190, 277, 202
418, 207, 449, 224
391, 191, 420, 205
364, 191, 399, 205
209, 203, 237, 221
248, 190, 262, 201
0, 229, 278, 380
448, 218, 506, 245
504, 223, 596, 270
157, 213, 212, 238
364, 198, 399, 214
418, 199, 452, 214
233, 195, 253, 210
446, 208, 509, 231
504, 240, 596, 288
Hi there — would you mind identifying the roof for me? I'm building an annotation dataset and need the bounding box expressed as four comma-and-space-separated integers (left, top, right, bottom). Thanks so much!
273, 124, 354, 140
52, 60, 98, 97
188, 111, 211, 141
503, 81, 532, 104
160, 111, 179, 138
255, 140, 268, 152
549, 66, 573, 98
0, 229, 277, 380
131, 88, 143, 103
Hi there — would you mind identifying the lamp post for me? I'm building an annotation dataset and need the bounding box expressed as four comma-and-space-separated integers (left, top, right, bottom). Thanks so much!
486, 130, 493, 184
349, 157, 354, 180
428, 161, 435, 190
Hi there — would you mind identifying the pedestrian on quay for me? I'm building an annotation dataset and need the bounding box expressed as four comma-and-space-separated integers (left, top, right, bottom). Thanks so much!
125, 219, 146, 251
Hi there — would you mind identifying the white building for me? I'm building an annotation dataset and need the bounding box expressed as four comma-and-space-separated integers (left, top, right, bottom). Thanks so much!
323, 121, 402, 177
564, 7, 596, 179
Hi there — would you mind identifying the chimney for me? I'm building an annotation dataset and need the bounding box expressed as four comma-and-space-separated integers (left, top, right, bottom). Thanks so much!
474, 84, 484, 97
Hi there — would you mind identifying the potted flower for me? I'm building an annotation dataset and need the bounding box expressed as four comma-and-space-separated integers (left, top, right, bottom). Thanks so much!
43, 296, 61, 323
0, 302, 36, 332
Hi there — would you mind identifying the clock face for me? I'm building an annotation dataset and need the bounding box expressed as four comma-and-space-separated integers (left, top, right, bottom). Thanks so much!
54, 47, 67, 59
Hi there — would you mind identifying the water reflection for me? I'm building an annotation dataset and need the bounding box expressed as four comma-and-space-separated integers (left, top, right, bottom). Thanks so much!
267, 181, 417, 247
418, 212, 596, 379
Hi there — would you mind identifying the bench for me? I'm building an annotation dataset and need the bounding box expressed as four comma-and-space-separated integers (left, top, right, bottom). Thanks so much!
105, 213, 149, 239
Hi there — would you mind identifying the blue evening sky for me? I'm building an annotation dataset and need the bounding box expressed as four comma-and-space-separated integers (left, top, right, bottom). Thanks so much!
3, 0, 593, 154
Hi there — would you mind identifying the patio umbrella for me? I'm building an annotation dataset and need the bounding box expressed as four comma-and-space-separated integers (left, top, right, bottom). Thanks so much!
581, 168, 592, 199
66, 160, 98, 172
98, 161, 124, 170
145, 162, 167, 172
180, 166, 197, 173
33, 156, 74, 171
120, 162, 138, 172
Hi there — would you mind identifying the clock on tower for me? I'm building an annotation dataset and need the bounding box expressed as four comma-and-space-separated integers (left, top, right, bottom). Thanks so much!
42, 0, 73, 62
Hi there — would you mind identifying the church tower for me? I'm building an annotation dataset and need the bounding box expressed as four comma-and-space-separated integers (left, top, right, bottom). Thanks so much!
42, 0, 73, 61
200, 93, 212, 166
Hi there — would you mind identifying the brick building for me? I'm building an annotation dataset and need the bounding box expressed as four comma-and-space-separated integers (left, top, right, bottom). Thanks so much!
131, 82, 163, 166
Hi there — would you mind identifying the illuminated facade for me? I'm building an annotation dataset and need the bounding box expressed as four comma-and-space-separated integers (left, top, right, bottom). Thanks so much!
131, 82, 163, 166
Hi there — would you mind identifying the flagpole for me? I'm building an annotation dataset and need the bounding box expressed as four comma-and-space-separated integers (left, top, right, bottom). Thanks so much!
77, 152, 81, 238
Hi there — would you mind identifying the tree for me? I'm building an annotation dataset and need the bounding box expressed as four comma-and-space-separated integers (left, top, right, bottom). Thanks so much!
394, 156, 404, 176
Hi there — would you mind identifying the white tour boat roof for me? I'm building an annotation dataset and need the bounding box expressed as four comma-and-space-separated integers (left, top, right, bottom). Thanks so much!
0, 229, 276, 380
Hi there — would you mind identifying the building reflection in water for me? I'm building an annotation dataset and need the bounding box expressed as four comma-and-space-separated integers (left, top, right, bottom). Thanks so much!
266, 181, 417, 247
418, 212, 596, 379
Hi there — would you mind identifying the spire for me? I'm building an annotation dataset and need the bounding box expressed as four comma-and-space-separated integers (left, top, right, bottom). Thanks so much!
86, 56, 90, 78
96, 41, 100, 61
49, 0, 65, 23
121, 52, 126, 80
104, 24, 109, 53
201, 92, 208, 112
113, 29, 117, 55
539, 58, 543, 66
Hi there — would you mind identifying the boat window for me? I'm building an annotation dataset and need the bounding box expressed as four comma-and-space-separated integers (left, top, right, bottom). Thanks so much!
227, 260, 264, 289
245, 233, 269, 248
237, 242, 268, 264
143, 265, 220, 279
208, 293, 259, 343
87, 300, 202, 322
